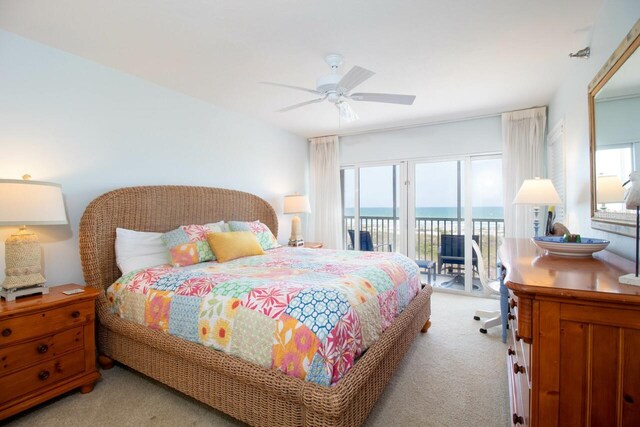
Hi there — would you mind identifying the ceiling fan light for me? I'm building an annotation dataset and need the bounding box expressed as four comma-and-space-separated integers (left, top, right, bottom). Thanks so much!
338, 101, 359, 122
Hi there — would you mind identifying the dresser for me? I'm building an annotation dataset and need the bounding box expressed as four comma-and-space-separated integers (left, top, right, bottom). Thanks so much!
0, 285, 101, 420
500, 238, 640, 427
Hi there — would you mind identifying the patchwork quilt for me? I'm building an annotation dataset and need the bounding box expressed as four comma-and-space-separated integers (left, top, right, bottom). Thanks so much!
107, 247, 421, 385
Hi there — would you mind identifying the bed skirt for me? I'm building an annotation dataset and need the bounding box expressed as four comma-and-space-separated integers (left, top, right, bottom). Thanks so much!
98, 285, 432, 427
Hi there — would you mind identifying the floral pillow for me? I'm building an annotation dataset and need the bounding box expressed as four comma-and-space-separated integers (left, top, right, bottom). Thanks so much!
161, 222, 227, 267
227, 220, 280, 250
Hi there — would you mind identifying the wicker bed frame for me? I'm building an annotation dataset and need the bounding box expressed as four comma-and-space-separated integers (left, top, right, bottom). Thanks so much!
79, 185, 432, 427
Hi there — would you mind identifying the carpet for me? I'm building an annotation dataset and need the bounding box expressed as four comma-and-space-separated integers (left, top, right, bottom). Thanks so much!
3, 292, 509, 427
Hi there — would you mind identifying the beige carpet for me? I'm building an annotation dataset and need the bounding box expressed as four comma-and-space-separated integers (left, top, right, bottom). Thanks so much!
4, 292, 509, 427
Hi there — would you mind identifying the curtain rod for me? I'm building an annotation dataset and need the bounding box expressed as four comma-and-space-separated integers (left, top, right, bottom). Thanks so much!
308, 105, 546, 140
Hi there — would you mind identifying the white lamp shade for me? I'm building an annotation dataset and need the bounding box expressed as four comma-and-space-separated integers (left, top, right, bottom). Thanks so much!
283, 194, 311, 214
0, 179, 68, 225
597, 175, 625, 203
513, 178, 562, 205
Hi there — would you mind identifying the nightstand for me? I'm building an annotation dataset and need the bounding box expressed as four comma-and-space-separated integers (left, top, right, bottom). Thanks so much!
0, 284, 101, 420
303, 242, 323, 248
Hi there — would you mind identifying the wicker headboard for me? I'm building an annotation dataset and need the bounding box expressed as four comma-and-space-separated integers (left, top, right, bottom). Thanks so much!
79, 186, 278, 293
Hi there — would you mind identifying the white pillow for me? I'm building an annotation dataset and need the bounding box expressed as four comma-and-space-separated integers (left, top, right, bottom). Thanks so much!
205, 220, 231, 232
115, 228, 171, 275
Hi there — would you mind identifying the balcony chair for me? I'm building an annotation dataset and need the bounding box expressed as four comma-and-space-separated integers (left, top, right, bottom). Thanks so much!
471, 239, 502, 334
437, 234, 479, 276
347, 230, 392, 252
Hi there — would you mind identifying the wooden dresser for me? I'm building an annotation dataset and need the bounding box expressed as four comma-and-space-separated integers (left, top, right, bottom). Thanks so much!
0, 284, 101, 420
500, 238, 640, 427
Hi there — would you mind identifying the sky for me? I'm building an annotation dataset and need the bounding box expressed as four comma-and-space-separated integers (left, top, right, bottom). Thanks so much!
343, 158, 503, 208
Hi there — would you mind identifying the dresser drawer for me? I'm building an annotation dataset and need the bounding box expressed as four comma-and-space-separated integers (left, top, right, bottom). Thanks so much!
0, 327, 83, 376
0, 349, 85, 405
0, 301, 93, 346
509, 313, 531, 388
507, 352, 527, 426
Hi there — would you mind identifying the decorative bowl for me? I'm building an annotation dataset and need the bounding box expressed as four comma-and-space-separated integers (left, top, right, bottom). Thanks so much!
532, 236, 610, 258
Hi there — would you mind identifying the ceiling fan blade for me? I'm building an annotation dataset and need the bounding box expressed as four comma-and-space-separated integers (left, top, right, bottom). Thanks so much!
349, 92, 416, 105
260, 81, 322, 95
276, 97, 325, 113
337, 66, 375, 92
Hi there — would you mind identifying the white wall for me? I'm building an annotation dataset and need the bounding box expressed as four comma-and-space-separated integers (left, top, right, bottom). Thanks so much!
340, 116, 502, 165
548, 1, 640, 258
0, 30, 307, 286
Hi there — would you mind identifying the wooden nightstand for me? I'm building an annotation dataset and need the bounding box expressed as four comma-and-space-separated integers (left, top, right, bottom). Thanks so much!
303, 242, 323, 249
0, 284, 101, 420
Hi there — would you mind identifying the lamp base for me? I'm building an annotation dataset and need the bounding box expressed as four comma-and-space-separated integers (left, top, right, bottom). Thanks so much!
619, 274, 640, 287
3, 229, 46, 290
288, 215, 305, 247
0, 284, 49, 302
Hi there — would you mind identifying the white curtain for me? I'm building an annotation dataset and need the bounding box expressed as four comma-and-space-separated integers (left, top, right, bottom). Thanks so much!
502, 107, 546, 238
309, 135, 343, 249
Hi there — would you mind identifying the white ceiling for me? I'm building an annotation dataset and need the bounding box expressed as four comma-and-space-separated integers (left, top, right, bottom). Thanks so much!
0, 0, 603, 137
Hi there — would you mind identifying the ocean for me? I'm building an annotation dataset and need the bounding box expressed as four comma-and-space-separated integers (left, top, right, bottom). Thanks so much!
344, 206, 504, 219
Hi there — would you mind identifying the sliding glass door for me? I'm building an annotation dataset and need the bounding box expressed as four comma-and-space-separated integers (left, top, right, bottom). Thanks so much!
341, 164, 403, 252
410, 160, 467, 290
470, 157, 505, 291
342, 155, 503, 295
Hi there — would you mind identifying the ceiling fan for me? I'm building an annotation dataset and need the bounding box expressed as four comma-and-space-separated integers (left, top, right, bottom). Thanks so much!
261, 53, 416, 122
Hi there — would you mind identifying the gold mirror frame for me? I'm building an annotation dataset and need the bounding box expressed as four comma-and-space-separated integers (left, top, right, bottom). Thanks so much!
589, 19, 640, 237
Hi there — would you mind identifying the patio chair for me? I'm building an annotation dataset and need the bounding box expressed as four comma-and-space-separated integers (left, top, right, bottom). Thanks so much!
470, 240, 502, 334
347, 230, 392, 252
437, 234, 479, 275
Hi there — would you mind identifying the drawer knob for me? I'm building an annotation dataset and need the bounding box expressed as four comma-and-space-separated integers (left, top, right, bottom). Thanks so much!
515, 332, 521, 342
38, 370, 50, 381
508, 347, 516, 356
71, 310, 81, 319
37, 344, 49, 354
508, 313, 515, 321
1, 328, 11, 337
509, 299, 517, 309
513, 362, 525, 375
513, 413, 524, 424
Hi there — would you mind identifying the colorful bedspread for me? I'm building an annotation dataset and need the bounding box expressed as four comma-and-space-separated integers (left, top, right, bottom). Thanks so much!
107, 247, 421, 385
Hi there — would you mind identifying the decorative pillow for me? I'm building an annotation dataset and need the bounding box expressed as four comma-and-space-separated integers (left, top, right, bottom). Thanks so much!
161, 224, 225, 267
115, 228, 171, 275
206, 231, 265, 263
227, 220, 280, 250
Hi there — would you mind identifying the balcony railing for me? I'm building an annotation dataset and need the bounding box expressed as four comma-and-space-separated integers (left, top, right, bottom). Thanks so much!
343, 216, 505, 280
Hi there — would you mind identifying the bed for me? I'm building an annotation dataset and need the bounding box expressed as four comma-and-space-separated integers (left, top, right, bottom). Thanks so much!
79, 185, 432, 427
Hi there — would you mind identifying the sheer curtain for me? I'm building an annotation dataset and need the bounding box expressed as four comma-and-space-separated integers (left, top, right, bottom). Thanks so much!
502, 107, 546, 238
309, 135, 343, 249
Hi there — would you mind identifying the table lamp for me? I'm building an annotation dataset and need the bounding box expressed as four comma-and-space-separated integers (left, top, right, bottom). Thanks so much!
513, 177, 561, 237
0, 176, 68, 301
596, 175, 625, 210
283, 194, 311, 247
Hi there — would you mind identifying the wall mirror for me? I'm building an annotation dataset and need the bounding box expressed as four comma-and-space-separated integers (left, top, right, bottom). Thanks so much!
590, 18, 640, 237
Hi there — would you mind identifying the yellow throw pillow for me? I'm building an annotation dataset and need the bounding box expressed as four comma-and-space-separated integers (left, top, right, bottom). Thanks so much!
206, 231, 265, 263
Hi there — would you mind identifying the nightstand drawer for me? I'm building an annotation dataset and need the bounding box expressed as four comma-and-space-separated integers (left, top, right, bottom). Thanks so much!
0, 300, 93, 346
0, 327, 83, 376
0, 349, 85, 405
